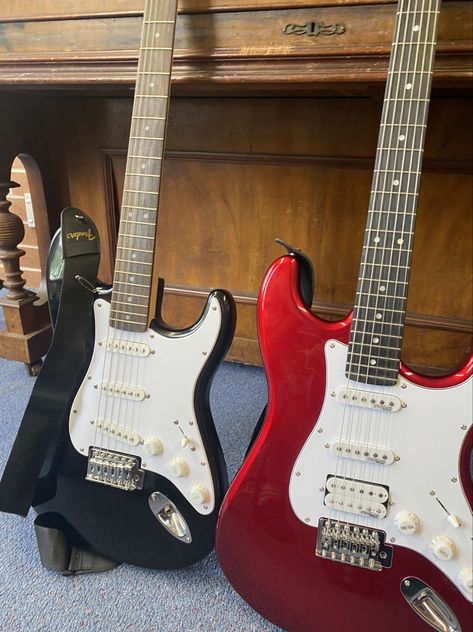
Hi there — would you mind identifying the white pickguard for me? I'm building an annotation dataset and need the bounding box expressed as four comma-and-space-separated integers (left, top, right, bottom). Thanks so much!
69, 297, 224, 515
289, 340, 473, 601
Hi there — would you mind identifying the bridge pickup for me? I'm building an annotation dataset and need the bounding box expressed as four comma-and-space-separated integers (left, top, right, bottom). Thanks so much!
331, 440, 396, 465
336, 387, 402, 412
86, 448, 144, 491
324, 475, 390, 519
316, 518, 393, 571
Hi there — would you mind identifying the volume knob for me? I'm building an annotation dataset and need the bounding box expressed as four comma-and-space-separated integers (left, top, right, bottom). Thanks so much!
458, 568, 473, 594
190, 484, 210, 505
144, 437, 163, 456
394, 511, 419, 535
170, 458, 189, 478
429, 536, 456, 561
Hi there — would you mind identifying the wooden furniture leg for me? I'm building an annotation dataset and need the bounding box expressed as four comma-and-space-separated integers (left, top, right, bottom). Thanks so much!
0, 181, 52, 375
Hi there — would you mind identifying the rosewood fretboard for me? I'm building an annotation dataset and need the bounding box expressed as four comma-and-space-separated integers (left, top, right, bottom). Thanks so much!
346, 0, 442, 386
109, 0, 178, 333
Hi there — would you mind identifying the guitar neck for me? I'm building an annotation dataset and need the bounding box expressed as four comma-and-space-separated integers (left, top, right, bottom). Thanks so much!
346, 0, 442, 386
110, 0, 178, 333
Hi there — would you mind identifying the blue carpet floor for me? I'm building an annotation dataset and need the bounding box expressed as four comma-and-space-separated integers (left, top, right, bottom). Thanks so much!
0, 345, 283, 631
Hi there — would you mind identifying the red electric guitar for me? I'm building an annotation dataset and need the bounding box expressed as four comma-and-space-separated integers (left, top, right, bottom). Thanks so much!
216, 0, 473, 630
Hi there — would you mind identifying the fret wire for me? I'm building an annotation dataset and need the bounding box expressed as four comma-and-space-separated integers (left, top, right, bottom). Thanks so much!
119, 222, 155, 229
122, 205, 157, 212
123, 190, 160, 196
115, 270, 151, 277
112, 290, 149, 299
130, 136, 164, 141
112, 301, 148, 309
117, 246, 154, 253
127, 155, 162, 159
126, 173, 161, 178
115, 258, 153, 266
114, 281, 150, 288
110, 317, 148, 326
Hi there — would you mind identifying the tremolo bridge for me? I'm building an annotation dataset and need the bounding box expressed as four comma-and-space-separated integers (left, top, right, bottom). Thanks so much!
86, 447, 144, 491
316, 518, 393, 571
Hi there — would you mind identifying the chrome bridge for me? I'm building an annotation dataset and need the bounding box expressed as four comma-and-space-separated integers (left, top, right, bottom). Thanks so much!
316, 518, 393, 571
86, 447, 144, 491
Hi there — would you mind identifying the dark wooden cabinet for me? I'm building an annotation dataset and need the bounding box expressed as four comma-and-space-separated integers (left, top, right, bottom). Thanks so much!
0, 1, 471, 372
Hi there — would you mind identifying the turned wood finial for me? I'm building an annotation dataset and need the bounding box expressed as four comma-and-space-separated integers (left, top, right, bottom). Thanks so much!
0, 181, 29, 300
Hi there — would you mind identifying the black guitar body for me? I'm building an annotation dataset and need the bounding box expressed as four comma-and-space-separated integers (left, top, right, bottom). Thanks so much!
30, 209, 236, 569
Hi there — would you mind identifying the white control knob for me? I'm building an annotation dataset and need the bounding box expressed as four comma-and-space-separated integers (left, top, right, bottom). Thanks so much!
170, 458, 189, 478
190, 484, 210, 505
457, 568, 473, 594
394, 511, 419, 535
144, 437, 163, 456
429, 536, 456, 561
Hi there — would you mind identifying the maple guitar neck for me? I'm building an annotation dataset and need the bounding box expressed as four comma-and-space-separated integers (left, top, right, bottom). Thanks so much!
346, 0, 442, 386
110, 0, 178, 333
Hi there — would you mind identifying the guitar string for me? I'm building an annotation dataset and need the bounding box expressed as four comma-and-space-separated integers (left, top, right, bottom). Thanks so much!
359, 0, 434, 525
93, 0, 158, 459
117, 0, 164, 460
126, 0, 178, 474
335, 0, 414, 531
329, 0, 407, 528
329, 0, 419, 532
105, 0, 159, 460
370, 0, 440, 509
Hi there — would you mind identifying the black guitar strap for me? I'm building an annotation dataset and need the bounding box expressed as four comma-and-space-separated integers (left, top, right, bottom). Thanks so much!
0, 209, 100, 515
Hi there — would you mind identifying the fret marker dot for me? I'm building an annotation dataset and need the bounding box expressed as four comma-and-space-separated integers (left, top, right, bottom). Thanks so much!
393, 179, 400, 186
374, 236, 381, 243
155, 33, 160, 38
127, 297, 133, 303
397, 238, 404, 245
130, 276, 135, 282
399, 135, 406, 142
376, 313, 383, 320
370, 359, 377, 366
406, 83, 412, 90
125, 315, 130, 321
380, 286, 386, 292
131, 253, 137, 259
141, 163, 147, 170
149, 82, 155, 88
373, 337, 380, 344
128, 212, 133, 218
144, 213, 149, 219
413, 25, 420, 31
145, 125, 150, 131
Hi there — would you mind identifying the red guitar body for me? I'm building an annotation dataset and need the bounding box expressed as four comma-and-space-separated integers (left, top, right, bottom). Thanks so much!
216, 254, 472, 632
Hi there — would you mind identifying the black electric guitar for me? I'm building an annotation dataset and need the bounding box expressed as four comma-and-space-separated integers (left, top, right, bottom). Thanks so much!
0, 0, 236, 569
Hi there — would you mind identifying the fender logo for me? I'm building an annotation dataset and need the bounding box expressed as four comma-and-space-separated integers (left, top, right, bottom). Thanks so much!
66, 229, 96, 241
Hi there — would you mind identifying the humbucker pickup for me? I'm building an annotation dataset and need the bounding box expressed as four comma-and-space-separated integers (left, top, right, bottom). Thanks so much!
86, 447, 144, 491
316, 518, 393, 571
324, 475, 390, 519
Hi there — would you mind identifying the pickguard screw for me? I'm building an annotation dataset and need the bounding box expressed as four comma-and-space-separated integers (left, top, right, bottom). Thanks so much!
390, 537, 395, 543
330, 391, 335, 397
80, 448, 84, 452
212, 306, 217, 311
142, 463, 147, 468
305, 518, 310, 523
451, 477, 457, 483
173, 420, 179, 425
90, 420, 94, 425
73, 410, 78, 414
394, 456, 400, 461
295, 471, 301, 476
401, 402, 407, 408
319, 486, 325, 492
461, 425, 467, 430
330, 343, 335, 349
87, 376, 92, 380
324, 443, 330, 449
401, 383, 407, 389
404, 579, 411, 587
202, 351, 208, 356
430, 490, 436, 496
150, 334, 155, 339
203, 505, 208, 510
189, 421, 194, 426
201, 462, 206, 467
317, 428, 323, 433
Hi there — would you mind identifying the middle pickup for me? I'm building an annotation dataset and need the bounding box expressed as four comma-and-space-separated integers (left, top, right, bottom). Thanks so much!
95, 381, 148, 401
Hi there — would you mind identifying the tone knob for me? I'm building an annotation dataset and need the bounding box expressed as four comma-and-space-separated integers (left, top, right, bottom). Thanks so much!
429, 536, 456, 561
170, 458, 189, 478
458, 568, 473, 594
190, 484, 210, 505
144, 437, 163, 456
394, 511, 419, 535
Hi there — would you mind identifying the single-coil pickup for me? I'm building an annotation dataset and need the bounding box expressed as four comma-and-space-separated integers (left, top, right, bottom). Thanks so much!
96, 381, 148, 401
92, 419, 141, 446
324, 476, 389, 520
331, 441, 396, 465
336, 387, 402, 412
101, 338, 152, 357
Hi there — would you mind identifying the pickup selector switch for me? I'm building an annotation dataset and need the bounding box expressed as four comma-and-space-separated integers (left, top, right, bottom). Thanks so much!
458, 568, 473, 594
394, 511, 419, 535
190, 484, 210, 505
144, 437, 163, 456
170, 458, 189, 478
429, 536, 456, 561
